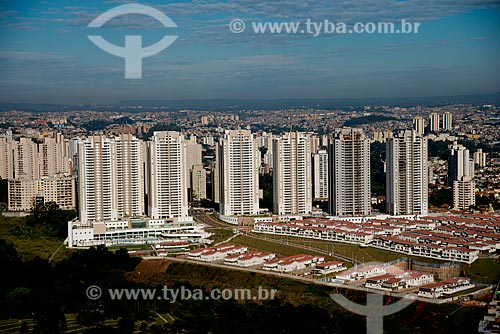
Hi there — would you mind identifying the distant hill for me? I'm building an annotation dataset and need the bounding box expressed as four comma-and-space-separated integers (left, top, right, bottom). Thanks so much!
118, 92, 500, 109
1, 92, 499, 112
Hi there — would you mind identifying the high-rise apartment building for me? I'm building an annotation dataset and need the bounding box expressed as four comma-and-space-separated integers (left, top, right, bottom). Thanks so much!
217, 130, 260, 218
13, 137, 39, 180
309, 135, 320, 154
328, 128, 371, 216
8, 179, 38, 211
429, 112, 440, 132
184, 136, 202, 200
386, 130, 428, 215
1, 133, 71, 180
448, 143, 475, 210
78, 136, 116, 223
413, 116, 425, 135
474, 149, 487, 167
116, 133, 144, 219
191, 164, 207, 201
148, 131, 189, 220
78, 135, 144, 224
453, 180, 475, 210
442, 111, 453, 131
39, 133, 69, 177
273, 132, 312, 215
0, 136, 14, 179
8, 175, 77, 211
312, 149, 329, 201
448, 143, 474, 186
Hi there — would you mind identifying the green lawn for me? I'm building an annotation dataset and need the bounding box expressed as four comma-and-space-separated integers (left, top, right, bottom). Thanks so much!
232, 235, 342, 264
254, 233, 445, 265
0, 215, 72, 262
465, 258, 500, 284
108, 244, 154, 251
208, 228, 235, 244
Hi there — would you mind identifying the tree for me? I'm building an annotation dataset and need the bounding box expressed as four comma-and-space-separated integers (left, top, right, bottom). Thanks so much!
5, 287, 30, 317
259, 173, 273, 211
370, 142, 386, 196
77, 308, 105, 328
0, 178, 7, 203
0, 239, 20, 265
25, 201, 76, 238
33, 308, 67, 334
429, 188, 453, 207
19, 321, 29, 334
117, 316, 135, 334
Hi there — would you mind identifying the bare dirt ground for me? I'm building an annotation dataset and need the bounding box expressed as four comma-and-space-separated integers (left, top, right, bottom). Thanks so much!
126, 259, 171, 284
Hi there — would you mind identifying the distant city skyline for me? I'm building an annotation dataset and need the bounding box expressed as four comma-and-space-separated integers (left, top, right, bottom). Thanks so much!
0, 1, 499, 104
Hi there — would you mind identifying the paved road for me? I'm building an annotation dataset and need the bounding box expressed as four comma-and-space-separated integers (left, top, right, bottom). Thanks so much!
192, 211, 233, 229
48, 241, 65, 263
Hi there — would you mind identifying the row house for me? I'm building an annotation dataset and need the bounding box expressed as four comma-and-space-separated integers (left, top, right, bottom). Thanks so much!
263, 254, 324, 273
365, 271, 434, 291
224, 251, 276, 267
312, 261, 347, 275
335, 265, 386, 282
418, 277, 475, 299
188, 244, 247, 262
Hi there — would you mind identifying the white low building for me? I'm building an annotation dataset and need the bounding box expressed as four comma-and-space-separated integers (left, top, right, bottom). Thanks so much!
335, 265, 386, 282
262, 254, 324, 273
188, 244, 248, 262
67, 217, 210, 247
224, 251, 276, 267
366, 271, 434, 291
418, 277, 475, 298
312, 261, 347, 274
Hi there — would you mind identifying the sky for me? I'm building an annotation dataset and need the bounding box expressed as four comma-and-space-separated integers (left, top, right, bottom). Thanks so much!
0, 0, 499, 104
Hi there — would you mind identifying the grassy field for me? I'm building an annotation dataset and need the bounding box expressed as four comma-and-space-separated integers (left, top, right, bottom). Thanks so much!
465, 258, 500, 284
252, 233, 446, 265
0, 215, 73, 262
108, 244, 154, 251
232, 234, 341, 263
208, 228, 235, 244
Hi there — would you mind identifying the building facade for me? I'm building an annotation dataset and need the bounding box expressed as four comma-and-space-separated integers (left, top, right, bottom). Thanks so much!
328, 128, 371, 216
184, 136, 202, 199
413, 116, 425, 135
429, 112, 440, 132
448, 143, 475, 210
312, 149, 329, 201
453, 180, 475, 210
8, 175, 76, 211
273, 132, 313, 215
191, 164, 207, 201
386, 130, 428, 215
78, 135, 145, 224
148, 131, 189, 220
442, 111, 453, 131
218, 130, 260, 218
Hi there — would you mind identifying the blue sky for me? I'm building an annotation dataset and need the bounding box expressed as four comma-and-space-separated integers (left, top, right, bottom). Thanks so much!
0, 0, 499, 104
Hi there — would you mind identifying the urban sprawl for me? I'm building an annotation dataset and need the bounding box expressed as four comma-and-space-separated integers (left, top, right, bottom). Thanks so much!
1, 103, 500, 322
